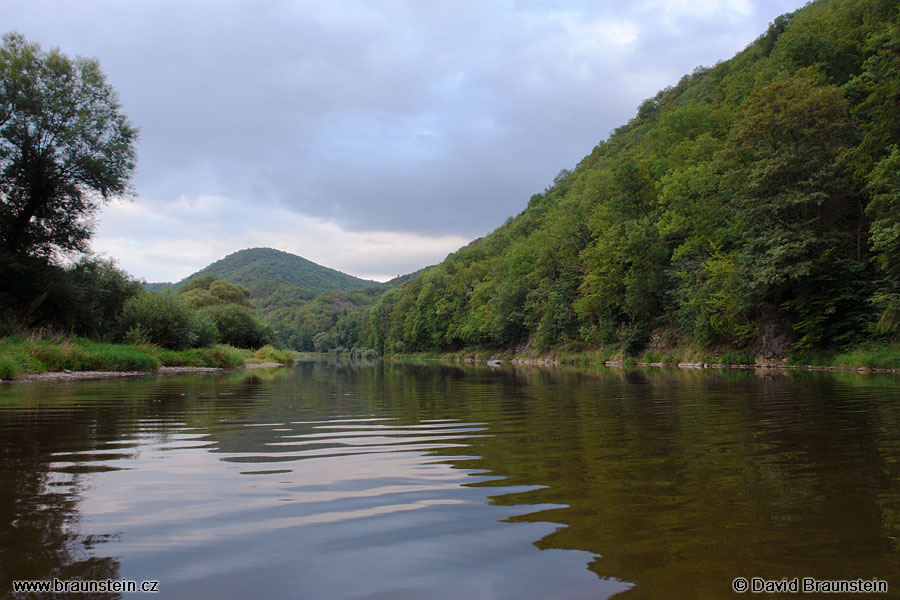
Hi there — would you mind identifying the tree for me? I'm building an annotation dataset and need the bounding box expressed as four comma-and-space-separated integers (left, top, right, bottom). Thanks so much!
724, 70, 859, 295
0, 32, 137, 261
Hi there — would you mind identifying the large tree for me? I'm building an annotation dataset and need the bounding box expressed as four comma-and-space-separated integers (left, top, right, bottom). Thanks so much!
0, 32, 137, 261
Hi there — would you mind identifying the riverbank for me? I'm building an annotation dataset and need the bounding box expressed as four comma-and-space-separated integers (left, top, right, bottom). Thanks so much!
385, 342, 900, 373
0, 334, 295, 381
9, 361, 286, 383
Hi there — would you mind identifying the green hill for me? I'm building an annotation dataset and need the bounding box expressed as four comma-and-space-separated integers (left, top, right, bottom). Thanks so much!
316, 0, 900, 360
177, 247, 377, 297
147, 247, 421, 352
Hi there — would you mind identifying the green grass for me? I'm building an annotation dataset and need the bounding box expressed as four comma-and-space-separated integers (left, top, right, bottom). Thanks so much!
787, 343, 900, 369
717, 350, 754, 365
0, 335, 160, 377
155, 344, 247, 368
831, 346, 900, 369
641, 350, 662, 363
247, 345, 296, 365
0, 334, 292, 378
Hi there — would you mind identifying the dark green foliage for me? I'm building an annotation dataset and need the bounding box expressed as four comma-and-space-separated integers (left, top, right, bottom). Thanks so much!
717, 350, 755, 365
178, 247, 376, 297
41, 257, 143, 338
0, 32, 139, 342
320, 0, 900, 357
198, 303, 274, 349
180, 274, 252, 308
0, 32, 137, 260
119, 292, 199, 350
623, 326, 648, 357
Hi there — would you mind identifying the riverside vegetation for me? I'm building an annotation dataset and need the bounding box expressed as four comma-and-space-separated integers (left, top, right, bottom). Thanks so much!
266, 0, 900, 369
0, 34, 292, 378
5, 0, 900, 373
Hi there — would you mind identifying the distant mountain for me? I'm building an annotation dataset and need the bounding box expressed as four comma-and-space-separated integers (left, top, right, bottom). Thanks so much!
172, 247, 377, 297
139, 247, 430, 351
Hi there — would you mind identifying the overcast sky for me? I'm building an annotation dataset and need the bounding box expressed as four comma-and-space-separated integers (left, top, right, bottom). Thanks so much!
3, 0, 807, 282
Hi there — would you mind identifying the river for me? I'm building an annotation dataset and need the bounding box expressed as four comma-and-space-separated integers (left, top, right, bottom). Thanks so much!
1, 359, 899, 598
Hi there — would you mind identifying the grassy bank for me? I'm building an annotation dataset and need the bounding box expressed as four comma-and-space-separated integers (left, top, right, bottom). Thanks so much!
383, 342, 900, 372
0, 334, 295, 380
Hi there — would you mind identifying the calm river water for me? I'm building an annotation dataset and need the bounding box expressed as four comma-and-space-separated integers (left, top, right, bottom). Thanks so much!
1, 359, 899, 599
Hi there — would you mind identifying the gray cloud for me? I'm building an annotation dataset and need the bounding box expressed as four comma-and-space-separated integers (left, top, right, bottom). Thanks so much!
2, 0, 807, 277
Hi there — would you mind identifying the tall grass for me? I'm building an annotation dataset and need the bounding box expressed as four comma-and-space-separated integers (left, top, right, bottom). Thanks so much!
831, 347, 900, 369
156, 345, 246, 368
0, 333, 271, 379
247, 345, 295, 365
0, 334, 160, 378
787, 343, 900, 369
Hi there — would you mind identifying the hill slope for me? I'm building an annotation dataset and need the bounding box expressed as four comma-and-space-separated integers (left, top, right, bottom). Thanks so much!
179, 248, 377, 297
320, 0, 900, 359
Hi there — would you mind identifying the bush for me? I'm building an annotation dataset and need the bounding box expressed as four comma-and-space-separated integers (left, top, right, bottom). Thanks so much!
249, 344, 295, 365
197, 344, 245, 367
718, 350, 754, 365
623, 326, 647, 356
312, 331, 331, 352
199, 304, 272, 349
642, 350, 661, 363
193, 311, 219, 347
0, 354, 19, 379
119, 292, 198, 350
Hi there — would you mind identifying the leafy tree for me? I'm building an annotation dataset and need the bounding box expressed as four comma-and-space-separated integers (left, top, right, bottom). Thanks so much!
180, 274, 251, 307
0, 32, 137, 261
724, 69, 860, 297
866, 146, 900, 333
51, 257, 142, 337
119, 293, 198, 350
198, 303, 274, 349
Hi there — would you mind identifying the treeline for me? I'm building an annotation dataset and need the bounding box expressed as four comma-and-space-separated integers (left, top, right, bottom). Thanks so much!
1, 256, 277, 352
260, 267, 430, 351
300, 0, 900, 358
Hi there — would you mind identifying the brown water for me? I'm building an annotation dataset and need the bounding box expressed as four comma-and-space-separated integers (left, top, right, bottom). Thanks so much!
1, 359, 899, 599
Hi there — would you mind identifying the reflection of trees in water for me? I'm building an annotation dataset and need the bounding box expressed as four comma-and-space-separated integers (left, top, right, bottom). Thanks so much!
0, 407, 121, 597
0, 371, 275, 598
3, 363, 900, 600
292, 360, 900, 600
447, 368, 900, 600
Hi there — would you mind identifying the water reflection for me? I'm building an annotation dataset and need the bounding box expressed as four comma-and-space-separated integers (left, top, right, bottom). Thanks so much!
1, 362, 899, 599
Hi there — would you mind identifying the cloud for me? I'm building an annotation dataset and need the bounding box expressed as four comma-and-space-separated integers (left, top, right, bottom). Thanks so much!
1, 0, 809, 280
92, 194, 468, 282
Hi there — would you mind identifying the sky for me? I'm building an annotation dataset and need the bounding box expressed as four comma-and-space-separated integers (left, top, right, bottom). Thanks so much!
2, 0, 808, 282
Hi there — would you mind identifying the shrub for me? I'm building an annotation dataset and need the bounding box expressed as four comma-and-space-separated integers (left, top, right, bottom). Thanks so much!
198, 304, 272, 349
642, 350, 661, 363
193, 311, 219, 347
119, 292, 198, 350
0, 355, 19, 379
718, 350, 754, 365
249, 344, 295, 365
623, 326, 647, 356
197, 344, 245, 368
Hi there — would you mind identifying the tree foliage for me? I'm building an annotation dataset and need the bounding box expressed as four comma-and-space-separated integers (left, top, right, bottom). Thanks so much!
298, 0, 900, 356
0, 32, 137, 260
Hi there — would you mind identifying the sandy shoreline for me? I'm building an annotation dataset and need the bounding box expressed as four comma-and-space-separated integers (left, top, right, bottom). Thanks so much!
4, 362, 285, 383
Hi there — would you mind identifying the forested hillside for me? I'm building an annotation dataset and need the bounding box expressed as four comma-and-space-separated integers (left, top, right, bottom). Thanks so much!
144, 248, 429, 351
318, 0, 900, 359
178, 247, 377, 296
